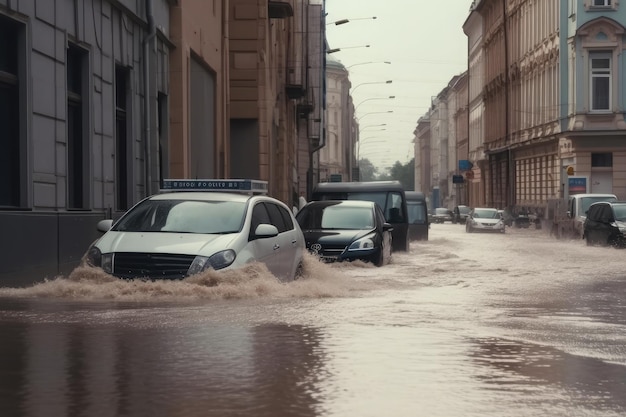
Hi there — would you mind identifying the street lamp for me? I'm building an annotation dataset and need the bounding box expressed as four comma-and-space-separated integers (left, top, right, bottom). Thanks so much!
354, 96, 396, 112
327, 45, 371, 54
327, 16, 377, 26
357, 110, 393, 121
351, 80, 392, 94
347, 61, 391, 69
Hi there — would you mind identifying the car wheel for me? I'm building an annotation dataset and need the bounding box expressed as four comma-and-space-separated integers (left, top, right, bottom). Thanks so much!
375, 238, 387, 267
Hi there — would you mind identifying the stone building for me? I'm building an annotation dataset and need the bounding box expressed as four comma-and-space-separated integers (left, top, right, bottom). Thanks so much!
463, 7, 486, 208
0, 0, 172, 286
229, 0, 325, 206
320, 54, 356, 183
466, 0, 626, 221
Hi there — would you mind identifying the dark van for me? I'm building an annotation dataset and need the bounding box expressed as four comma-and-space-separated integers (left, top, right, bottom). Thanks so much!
405, 191, 429, 241
312, 181, 410, 251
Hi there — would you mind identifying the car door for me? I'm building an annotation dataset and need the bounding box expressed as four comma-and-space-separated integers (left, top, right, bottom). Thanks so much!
248, 202, 280, 275
264, 202, 300, 280
376, 205, 393, 262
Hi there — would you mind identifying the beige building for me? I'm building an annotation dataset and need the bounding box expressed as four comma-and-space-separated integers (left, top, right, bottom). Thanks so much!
449, 73, 469, 207
414, 74, 468, 210
463, 7, 486, 208
168, 0, 325, 207
169, 0, 229, 181
320, 55, 356, 182
221, 0, 325, 202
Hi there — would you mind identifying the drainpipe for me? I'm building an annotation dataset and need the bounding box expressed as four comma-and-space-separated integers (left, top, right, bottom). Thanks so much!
143, 0, 156, 196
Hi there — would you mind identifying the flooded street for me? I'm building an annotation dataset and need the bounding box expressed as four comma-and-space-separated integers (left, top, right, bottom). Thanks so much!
1, 224, 626, 417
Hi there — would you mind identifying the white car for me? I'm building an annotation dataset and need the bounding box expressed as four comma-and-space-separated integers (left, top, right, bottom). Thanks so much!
466, 207, 506, 233
84, 180, 305, 282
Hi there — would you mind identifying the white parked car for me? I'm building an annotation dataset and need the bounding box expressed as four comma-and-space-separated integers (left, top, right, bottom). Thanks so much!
466, 207, 506, 233
84, 180, 305, 282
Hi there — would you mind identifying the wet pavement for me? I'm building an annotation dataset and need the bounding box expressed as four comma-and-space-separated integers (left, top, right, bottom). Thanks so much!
1, 223, 625, 417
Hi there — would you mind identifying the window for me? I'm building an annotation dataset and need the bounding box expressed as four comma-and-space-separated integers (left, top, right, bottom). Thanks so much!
67, 44, 88, 209
592, 152, 612, 167
250, 203, 271, 239
590, 52, 611, 111
264, 202, 287, 233
593, 0, 611, 6
115, 66, 130, 211
0, 16, 22, 207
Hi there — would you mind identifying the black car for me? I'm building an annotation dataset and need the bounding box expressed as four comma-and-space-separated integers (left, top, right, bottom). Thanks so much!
452, 205, 471, 224
583, 201, 626, 247
295, 200, 393, 266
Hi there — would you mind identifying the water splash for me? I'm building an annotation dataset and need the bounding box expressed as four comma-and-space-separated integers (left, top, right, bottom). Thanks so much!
0, 253, 364, 302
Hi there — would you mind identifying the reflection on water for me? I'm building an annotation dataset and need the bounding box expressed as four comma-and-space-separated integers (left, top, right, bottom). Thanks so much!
0, 309, 327, 417
470, 337, 626, 416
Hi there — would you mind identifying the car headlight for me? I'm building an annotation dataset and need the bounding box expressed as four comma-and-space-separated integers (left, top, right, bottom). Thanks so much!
85, 246, 102, 267
188, 250, 236, 276
348, 235, 376, 251
101, 254, 113, 273
85, 246, 113, 274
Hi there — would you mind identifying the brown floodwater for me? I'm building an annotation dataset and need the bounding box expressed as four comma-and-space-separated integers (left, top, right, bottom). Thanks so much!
1, 224, 625, 417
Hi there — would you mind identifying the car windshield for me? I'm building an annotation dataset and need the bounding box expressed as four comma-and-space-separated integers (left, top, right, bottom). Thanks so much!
581, 196, 618, 214
301, 205, 375, 230
407, 202, 426, 223
473, 209, 499, 219
459, 206, 471, 214
613, 205, 626, 221
435, 208, 449, 215
113, 199, 246, 233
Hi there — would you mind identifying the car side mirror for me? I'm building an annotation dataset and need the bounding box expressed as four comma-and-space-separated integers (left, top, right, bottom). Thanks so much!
97, 219, 114, 232
254, 223, 279, 238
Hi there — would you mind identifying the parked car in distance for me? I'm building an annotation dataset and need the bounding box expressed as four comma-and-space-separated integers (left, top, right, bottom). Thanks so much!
84, 179, 306, 282
583, 201, 626, 248
431, 207, 453, 223
295, 200, 393, 266
452, 205, 471, 224
466, 207, 506, 233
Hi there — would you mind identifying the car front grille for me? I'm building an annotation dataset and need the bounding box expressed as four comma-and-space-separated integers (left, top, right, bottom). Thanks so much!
318, 244, 347, 257
112, 252, 196, 280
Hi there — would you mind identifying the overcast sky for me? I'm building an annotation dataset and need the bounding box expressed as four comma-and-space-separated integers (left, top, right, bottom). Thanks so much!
324, 0, 474, 172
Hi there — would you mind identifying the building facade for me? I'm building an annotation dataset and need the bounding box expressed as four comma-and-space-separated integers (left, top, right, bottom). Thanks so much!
466, 0, 626, 224
320, 55, 355, 183
561, 0, 626, 204
463, 6, 486, 208
169, 0, 229, 181
0, 0, 172, 286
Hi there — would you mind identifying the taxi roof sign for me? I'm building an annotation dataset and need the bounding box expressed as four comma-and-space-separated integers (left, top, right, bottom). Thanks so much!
161, 179, 268, 194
